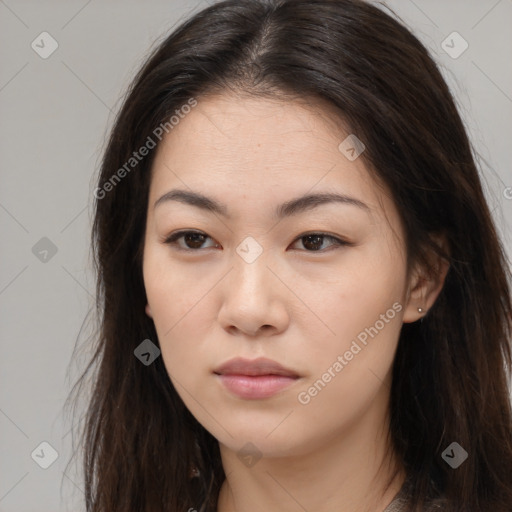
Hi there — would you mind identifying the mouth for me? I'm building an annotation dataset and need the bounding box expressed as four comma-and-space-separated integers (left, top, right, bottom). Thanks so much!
213, 357, 301, 399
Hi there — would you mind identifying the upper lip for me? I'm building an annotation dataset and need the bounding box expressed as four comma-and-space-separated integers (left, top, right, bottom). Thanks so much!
214, 357, 300, 378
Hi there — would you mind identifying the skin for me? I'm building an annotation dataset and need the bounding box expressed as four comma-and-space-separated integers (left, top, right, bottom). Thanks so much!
142, 92, 449, 512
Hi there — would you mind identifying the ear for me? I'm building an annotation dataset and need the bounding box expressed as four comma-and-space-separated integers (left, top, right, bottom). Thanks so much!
402, 233, 450, 323
145, 304, 153, 318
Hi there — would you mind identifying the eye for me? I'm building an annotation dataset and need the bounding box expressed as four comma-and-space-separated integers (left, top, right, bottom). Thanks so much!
163, 230, 351, 253
289, 232, 351, 252
163, 230, 220, 251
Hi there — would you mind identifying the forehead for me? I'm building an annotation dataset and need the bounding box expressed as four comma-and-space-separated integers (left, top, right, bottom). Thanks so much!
149, 92, 396, 227
154, 93, 355, 167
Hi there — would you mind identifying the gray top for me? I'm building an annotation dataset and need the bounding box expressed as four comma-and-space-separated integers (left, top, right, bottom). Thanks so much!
383, 479, 446, 511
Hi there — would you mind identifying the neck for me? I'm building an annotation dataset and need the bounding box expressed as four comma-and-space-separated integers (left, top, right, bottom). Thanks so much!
216, 392, 405, 512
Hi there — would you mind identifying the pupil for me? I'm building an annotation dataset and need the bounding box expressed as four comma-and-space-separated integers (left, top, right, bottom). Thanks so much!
185, 233, 205, 248
304, 235, 323, 251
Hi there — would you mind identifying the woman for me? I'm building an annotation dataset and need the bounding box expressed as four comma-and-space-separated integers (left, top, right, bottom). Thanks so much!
70, 0, 512, 510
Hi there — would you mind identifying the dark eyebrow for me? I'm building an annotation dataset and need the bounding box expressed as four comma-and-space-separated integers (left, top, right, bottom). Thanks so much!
153, 189, 371, 218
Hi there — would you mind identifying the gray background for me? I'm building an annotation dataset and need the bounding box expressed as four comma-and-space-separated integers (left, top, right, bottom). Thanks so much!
0, 0, 511, 510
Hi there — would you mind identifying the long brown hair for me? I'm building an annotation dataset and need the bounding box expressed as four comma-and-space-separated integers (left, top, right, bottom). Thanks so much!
67, 0, 512, 510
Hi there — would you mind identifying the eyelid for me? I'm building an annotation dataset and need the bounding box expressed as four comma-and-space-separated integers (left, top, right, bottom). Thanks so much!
162, 229, 354, 252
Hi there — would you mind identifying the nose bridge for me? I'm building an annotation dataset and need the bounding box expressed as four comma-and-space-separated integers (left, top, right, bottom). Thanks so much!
230, 238, 271, 298
217, 238, 287, 335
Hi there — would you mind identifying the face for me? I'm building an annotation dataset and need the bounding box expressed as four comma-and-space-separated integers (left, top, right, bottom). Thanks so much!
142, 92, 419, 459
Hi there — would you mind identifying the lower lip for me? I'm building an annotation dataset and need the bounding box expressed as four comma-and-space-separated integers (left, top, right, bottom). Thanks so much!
216, 374, 298, 399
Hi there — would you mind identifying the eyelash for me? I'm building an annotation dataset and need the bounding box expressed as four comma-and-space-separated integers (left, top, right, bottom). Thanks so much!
162, 230, 353, 253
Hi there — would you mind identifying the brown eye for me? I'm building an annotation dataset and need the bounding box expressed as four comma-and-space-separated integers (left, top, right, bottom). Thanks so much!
164, 231, 219, 251
183, 232, 207, 249
290, 233, 350, 252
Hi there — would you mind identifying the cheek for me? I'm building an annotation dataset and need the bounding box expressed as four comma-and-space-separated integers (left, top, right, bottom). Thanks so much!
294, 299, 403, 440
305, 245, 405, 342
143, 251, 207, 368
295, 246, 405, 399
143, 244, 210, 326
147, 285, 208, 352
149, 290, 212, 398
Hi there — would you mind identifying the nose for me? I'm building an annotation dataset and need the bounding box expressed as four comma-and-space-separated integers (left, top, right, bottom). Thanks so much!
216, 253, 290, 337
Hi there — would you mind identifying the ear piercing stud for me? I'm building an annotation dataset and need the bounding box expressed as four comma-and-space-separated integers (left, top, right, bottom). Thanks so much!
418, 307, 423, 313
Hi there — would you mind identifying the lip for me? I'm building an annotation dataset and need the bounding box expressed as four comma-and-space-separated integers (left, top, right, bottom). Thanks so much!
214, 357, 300, 378
213, 357, 301, 399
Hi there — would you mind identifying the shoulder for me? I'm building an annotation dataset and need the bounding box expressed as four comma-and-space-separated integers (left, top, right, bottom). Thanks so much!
383, 479, 449, 512
387, 497, 448, 511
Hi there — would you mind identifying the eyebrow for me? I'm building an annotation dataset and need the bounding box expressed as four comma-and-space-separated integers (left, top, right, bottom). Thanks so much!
153, 189, 371, 219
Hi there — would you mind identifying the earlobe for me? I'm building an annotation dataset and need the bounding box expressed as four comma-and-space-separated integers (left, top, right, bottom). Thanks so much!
145, 304, 153, 318
402, 273, 429, 323
402, 234, 450, 324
